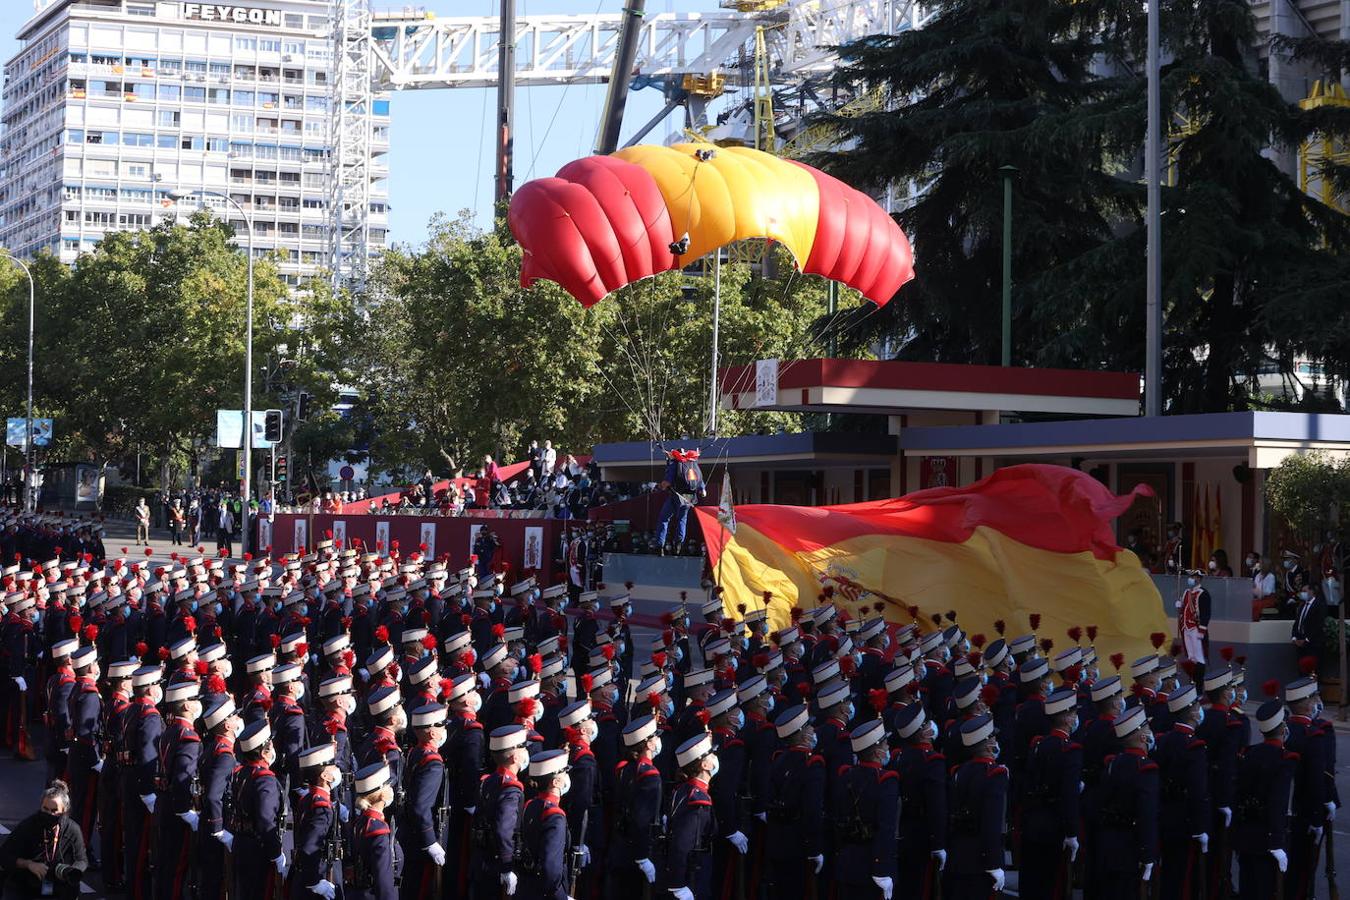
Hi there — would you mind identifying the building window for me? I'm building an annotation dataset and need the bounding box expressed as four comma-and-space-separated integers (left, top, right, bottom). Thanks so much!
184, 86, 206, 102
158, 84, 181, 101
126, 163, 149, 178
259, 39, 282, 53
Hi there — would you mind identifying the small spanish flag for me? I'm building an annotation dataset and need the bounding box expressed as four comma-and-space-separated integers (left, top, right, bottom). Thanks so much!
695, 464, 1168, 664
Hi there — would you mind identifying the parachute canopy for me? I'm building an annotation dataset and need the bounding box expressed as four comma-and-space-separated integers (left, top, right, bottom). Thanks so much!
508, 143, 915, 308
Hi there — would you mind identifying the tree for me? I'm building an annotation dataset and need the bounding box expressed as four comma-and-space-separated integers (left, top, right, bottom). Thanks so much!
815, 0, 1142, 365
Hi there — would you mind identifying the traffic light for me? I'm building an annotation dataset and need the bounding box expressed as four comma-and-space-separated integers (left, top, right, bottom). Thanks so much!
275, 455, 288, 483
263, 409, 283, 443
296, 392, 311, 421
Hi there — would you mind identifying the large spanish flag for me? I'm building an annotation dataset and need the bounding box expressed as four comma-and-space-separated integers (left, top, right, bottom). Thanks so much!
694, 464, 1168, 664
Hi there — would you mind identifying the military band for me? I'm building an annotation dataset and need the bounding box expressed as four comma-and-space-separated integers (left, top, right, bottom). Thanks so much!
0, 533, 1341, 900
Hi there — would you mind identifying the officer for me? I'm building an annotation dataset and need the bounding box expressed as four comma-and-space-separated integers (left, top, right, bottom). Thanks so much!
1096, 706, 1160, 900
292, 743, 342, 900
1153, 683, 1209, 900
443, 673, 485, 899
475, 724, 529, 900
122, 664, 164, 900
400, 702, 448, 899
1232, 700, 1297, 900
1021, 688, 1083, 899
198, 695, 241, 900
831, 719, 898, 900
944, 715, 1008, 900
155, 679, 203, 900
763, 704, 826, 900
99, 658, 138, 890
229, 719, 287, 899
664, 732, 719, 900
519, 748, 572, 900
349, 762, 401, 900
608, 714, 663, 900
65, 646, 102, 843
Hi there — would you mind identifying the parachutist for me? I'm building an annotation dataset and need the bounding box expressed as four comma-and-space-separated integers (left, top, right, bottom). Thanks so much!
669, 232, 691, 256
694, 148, 717, 162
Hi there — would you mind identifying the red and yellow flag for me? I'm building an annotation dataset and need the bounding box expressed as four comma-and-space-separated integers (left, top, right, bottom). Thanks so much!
695, 463, 1169, 664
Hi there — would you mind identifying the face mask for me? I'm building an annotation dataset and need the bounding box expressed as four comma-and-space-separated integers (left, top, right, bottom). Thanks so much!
1285, 560, 1296, 570
666, 673, 676, 693
989, 741, 1001, 759
582, 720, 599, 743
805, 733, 818, 751
707, 754, 720, 779
673, 647, 685, 663
925, 720, 938, 743
662, 699, 675, 719
763, 695, 775, 714
651, 737, 663, 758
1300, 591, 1313, 602
843, 703, 855, 721
190, 600, 199, 613
1186, 578, 1197, 588
213, 602, 223, 616
1312, 701, 1324, 719
1145, 733, 1156, 752
32, 611, 42, 626
467, 693, 483, 714
293, 683, 305, 701
1246, 557, 1256, 567
728, 657, 738, 672
557, 772, 571, 796
732, 711, 745, 731
488, 601, 498, 614
38, 810, 59, 828
341, 696, 356, 715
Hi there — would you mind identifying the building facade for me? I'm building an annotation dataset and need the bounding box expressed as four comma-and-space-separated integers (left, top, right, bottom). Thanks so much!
1, 0, 390, 286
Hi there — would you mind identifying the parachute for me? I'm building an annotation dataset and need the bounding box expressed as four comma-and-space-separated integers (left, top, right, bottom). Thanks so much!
508, 143, 915, 308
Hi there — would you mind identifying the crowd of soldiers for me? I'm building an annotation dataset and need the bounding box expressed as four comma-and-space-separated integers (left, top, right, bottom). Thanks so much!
0, 514, 1341, 900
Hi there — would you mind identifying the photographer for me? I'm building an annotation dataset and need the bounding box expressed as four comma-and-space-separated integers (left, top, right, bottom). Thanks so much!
0, 780, 88, 899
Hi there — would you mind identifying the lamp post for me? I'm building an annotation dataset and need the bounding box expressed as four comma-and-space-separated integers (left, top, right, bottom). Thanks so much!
172, 188, 255, 557
0, 252, 36, 511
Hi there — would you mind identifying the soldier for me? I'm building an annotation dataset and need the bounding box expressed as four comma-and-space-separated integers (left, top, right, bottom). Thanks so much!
1283, 675, 1336, 900
702, 688, 746, 900
671, 666, 715, 744
475, 724, 529, 900
1078, 671, 1124, 900
44, 637, 78, 787
230, 718, 287, 898
315, 674, 357, 793
1196, 665, 1240, 895
890, 702, 946, 898
763, 705, 826, 900
1232, 700, 1297, 900
198, 695, 241, 900
270, 662, 311, 806
1154, 684, 1209, 900
292, 744, 342, 900
1096, 706, 1161, 900
2, 593, 38, 756
154, 679, 203, 900
663, 733, 719, 900
831, 719, 898, 900
944, 715, 1008, 900
65, 646, 102, 843
122, 664, 165, 900
240, 653, 276, 725
349, 762, 401, 900
557, 700, 598, 899
99, 658, 138, 890
608, 715, 663, 900
400, 702, 449, 899
443, 673, 485, 899
1021, 688, 1083, 899
356, 685, 406, 785
519, 748, 573, 900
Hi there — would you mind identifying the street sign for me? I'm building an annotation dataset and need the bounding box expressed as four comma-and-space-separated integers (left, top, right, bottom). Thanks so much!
236, 450, 246, 479
6, 418, 52, 449
339, 465, 355, 481
216, 409, 276, 449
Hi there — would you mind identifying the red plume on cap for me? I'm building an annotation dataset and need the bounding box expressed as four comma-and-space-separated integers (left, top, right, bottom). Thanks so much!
145, 547, 153, 557
421, 634, 438, 651
295, 642, 308, 658
194, 659, 209, 675
1150, 632, 1166, 650
868, 688, 888, 712
1263, 679, 1281, 698
270, 634, 281, 649
1086, 625, 1099, 642
944, 610, 957, 623
243, 553, 253, 562
419, 543, 428, 553
1220, 646, 1235, 662
438, 678, 455, 700
68, 614, 82, 635
1067, 626, 1083, 643
1130, 682, 1146, 697
907, 605, 920, 620
751, 652, 769, 670
648, 693, 662, 711
198, 546, 206, 554
1180, 660, 1197, 679
580, 674, 595, 694
971, 633, 987, 649
491, 623, 506, 640
822, 586, 835, 599
562, 725, 583, 746
679, 590, 688, 601
1029, 614, 1042, 631
980, 684, 1001, 707
391, 540, 400, 550
461, 614, 473, 627
1110, 652, 1125, 671
527, 653, 542, 675
602, 644, 616, 661
789, 607, 803, 622
1062, 664, 1082, 684
763, 590, 773, 602
720, 617, 735, 632
661, 611, 675, 626
737, 603, 747, 615
208, 673, 226, 694
1039, 638, 1054, 654
796, 681, 812, 699
183, 616, 196, 634
459, 649, 476, 668
82, 624, 98, 644
122, 547, 129, 556
374, 625, 390, 644
652, 651, 668, 668
157, 646, 170, 661
1236, 655, 1247, 667
993, 619, 1006, 636
968, 651, 983, 667
1300, 656, 1319, 676
135, 641, 148, 657
839, 655, 856, 677
421, 609, 432, 626
341, 616, 353, 631
624, 581, 635, 591
930, 613, 942, 626
661, 629, 674, 646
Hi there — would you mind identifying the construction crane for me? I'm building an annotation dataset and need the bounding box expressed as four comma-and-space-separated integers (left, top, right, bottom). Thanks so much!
327, 0, 923, 287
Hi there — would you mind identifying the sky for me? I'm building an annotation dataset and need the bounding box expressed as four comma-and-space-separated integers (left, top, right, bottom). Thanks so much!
1, 0, 730, 248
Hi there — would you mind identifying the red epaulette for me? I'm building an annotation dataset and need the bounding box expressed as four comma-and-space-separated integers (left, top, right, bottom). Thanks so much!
1030, 735, 1044, 748
251, 766, 275, 779
501, 776, 524, 791
376, 736, 398, 754
637, 767, 661, 780
807, 754, 825, 768
1284, 751, 1301, 762
1226, 719, 1241, 728
757, 721, 774, 732
311, 796, 332, 808
572, 747, 595, 762
925, 750, 945, 762
464, 720, 483, 730
1104, 753, 1117, 766
837, 764, 852, 778
181, 730, 201, 743
417, 752, 444, 767
878, 769, 899, 782
987, 765, 1009, 778
541, 804, 567, 818
615, 760, 629, 776
1187, 739, 1206, 751
365, 823, 391, 838
688, 796, 713, 807
139, 704, 157, 718
1139, 761, 1159, 773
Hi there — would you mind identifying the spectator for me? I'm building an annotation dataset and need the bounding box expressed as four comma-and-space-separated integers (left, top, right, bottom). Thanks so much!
1291, 578, 1323, 667
419, 469, 435, 503
1252, 556, 1278, 616
168, 499, 185, 546
528, 440, 543, 481
216, 502, 234, 557
134, 498, 150, 546
0, 780, 88, 899
1207, 548, 1233, 577
541, 440, 557, 478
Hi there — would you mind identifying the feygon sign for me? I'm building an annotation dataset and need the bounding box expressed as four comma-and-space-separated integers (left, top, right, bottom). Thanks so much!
180, 4, 284, 26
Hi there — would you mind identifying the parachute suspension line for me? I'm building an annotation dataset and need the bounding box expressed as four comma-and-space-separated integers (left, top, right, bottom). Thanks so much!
596, 312, 659, 442
707, 251, 723, 437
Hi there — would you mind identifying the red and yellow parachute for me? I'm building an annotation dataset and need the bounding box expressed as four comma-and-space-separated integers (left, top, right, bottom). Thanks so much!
508, 143, 915, 307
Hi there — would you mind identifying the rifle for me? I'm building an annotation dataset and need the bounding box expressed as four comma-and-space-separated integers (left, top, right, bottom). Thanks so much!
326, 783, 345, 888
568, 808, 589, 899
1194, 837, 1206, 900
16, 682, 35, 760
1218, 822, 1233, 900
188, 768, 203, 897
273, 774, 287, 900
432, 762, 450, 896
1327, 824, 1339, 900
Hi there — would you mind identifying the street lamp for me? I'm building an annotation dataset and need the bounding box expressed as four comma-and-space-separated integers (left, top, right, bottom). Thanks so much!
171, 188, 255, 557
0, 252, 36, 512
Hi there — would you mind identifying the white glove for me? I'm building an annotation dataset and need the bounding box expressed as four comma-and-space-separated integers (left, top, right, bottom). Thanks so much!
669, 888, 694, 900
727, 831, 748, 854
1219, 807, 1232, 827
178, 810, 200, 832
1194, 833, 1208, 854
931, 849, 947, 870
871, 876, 893, 900
338, 803, 350, 824
357, 667, 370, 682
140, 793, 156, 814
1271, 849, 1288, 872
465, 806, 476, 815
1327, 801, 1338, 822
579, 844, 590, 867
809, 854, 824, 875
501, 871, 518, 896
754, 812, 767, 823
1142, 862, 1153, 881
1311, 825, 1325, 841
637, 858, 656, 883
92, 759, 104, 773
310, 653, 319, 666
13, 676, 26, 692
214, 830, 234, 852
1063, 836, 1079, 861
478, 672, 492, 689
427, 842, 446, 866
987, 868, 1005, 891
274, 852, 288, 877
308, 880, 336, 900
